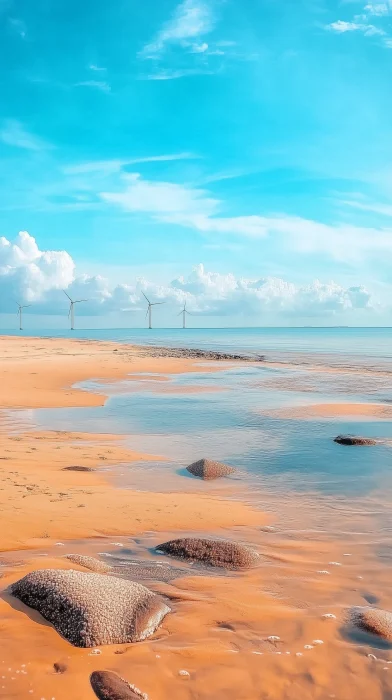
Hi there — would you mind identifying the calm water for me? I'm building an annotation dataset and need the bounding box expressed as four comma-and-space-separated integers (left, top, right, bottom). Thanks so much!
2, 327, 392, 367
25, 363, 392, 498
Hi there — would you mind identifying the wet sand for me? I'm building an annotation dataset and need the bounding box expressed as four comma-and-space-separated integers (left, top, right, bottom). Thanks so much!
267, 403, 392, 420
1, 336, 392, 699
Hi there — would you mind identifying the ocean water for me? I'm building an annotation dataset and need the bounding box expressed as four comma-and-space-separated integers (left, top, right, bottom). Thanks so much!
2, 326, 392, 367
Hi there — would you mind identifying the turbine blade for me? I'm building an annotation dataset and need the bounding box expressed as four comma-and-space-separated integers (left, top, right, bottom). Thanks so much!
151, 301, 165, 305
141, 291, 150, 304
145, 309, 149, 319
63, 290, 72, 302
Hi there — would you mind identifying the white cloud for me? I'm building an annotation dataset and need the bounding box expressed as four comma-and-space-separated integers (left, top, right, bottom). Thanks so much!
142, 67, 215, 80
100, 173, 392, 261
365, 2, 391, 15
75, 80, 111, 93
0, 232, 378, 320
0, 120, 52, 151
327, 19, 385, 35
89, 64, 106, 71
63, 153, 198, 176
140, 0, 214, 58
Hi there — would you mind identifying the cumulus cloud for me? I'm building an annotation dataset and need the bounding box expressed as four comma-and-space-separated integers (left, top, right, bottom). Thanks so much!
0, 232, 377, 320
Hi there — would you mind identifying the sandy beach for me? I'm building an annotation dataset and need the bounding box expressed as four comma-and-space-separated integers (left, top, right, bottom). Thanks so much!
1, 336, 392, 700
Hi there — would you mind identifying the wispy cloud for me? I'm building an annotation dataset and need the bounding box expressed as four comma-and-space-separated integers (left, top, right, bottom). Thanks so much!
75, 80, 111, 93
0, 120, 52, 151
326, 1, 392, 46
88, 64, 106, 72
64, 153, 199, 176
140, 0, 214, 59
327, 19, 385, 35
142, 67, 216, 80
100, 173, 392, 262
8, 17, 27, 39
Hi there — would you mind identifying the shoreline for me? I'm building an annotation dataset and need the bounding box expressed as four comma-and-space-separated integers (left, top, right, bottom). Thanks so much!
0, 336, 263, 553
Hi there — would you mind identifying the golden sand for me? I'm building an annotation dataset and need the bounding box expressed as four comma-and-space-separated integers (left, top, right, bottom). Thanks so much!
0, 336, 392, 700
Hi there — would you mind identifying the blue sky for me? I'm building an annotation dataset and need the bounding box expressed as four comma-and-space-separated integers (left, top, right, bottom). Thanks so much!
1, 0, 392, 327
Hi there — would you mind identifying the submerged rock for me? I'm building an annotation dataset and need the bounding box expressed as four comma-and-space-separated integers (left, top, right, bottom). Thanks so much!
66, 554, 113, 573
90, 671, 147, 700
156, 537, 259, 570
186, 458, 236, 480
350, 606, 392, 641
334, 435, 377, 446
11, 569, 170, 647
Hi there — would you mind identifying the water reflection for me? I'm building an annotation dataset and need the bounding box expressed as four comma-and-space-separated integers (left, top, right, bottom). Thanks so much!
20, 364, 392, 497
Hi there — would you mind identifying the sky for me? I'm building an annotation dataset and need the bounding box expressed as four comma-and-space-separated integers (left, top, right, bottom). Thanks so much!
1, 0, 392, 328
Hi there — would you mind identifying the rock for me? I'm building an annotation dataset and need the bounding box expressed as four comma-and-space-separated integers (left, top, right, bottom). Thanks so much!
186, 458, 235, 480
334, 435, 377, 446
53, 661, 67, 674
66, 554, 113, 573
350, 606, 392, 641
156, 537, 259, 570
90, 671, 147, 700
11, 569, 170, 647
62, 466, 93, 472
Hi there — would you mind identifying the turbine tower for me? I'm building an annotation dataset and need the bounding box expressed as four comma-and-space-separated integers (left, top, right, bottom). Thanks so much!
63, 290, 87, 330
16, 302, 30, 331
178, 301, 191, 328
141, 291, 165, 329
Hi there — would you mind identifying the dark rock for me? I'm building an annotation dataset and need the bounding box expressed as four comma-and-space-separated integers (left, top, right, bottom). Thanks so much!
350, 606, 392, 641
53, 661, 67, 674
186, 458, 235, 480
90, 671, 147, 700
334, 435, 377, 446
62, 466, 93, 472
11, 568, 170, 647
156, 537, 259, 570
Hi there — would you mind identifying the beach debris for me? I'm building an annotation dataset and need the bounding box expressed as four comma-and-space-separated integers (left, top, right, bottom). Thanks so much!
62, 466, 93, 472
261, 526, 275, 532
155, 537, 260, 570
334, 435, 377, 446
328, 562, 342, 566
322, 613, 337, 620
350, 606, 392, 642
312, 640, 324, 645
55, 543, 65, 547
11, 569, 170, 647
186, 458, 236, 481
178, 670, 190, 678
90, 670, 148, 700
89, 649, 102, 656
295, 652, 303, 657
367, 654, 377, 660
317, 570, 331, 575
65, 554, 112, 574
267, 635, 281, 642
304, 645, 314, 650
111, 543, 124, 547
343, 553, 352, 557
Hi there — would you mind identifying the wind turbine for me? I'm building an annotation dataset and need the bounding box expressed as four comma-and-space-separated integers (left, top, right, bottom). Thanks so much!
63, 290, 87, 330
15, 301, 30, 331
141, 291, 165, 329
178, 301, 191, 329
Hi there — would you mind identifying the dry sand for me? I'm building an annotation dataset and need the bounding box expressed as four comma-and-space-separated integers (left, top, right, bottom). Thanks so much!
1, 336, 392, 700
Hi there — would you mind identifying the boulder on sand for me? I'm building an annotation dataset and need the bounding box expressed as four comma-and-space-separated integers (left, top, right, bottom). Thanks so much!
186, 458, 235, 480
334, 435, 377, 446
62, 465, 93, 472
66, 554, 112, 573
11, 569, 170, 647
350, 606, 392, 641
90, 671, 147, 700
156, 537, 259, 570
